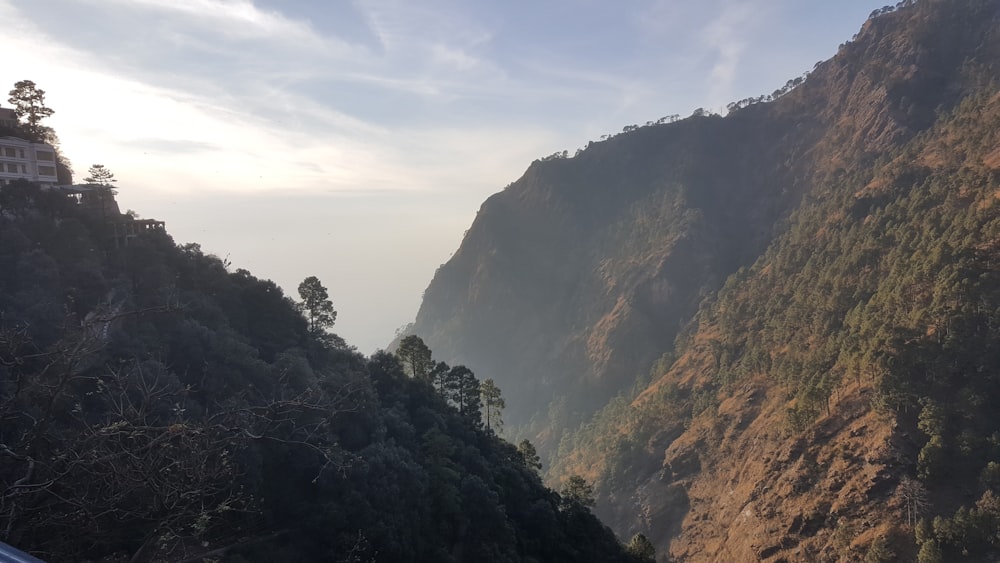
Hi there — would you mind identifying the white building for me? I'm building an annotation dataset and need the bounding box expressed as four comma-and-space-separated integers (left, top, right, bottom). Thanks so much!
0, 136, 59, 187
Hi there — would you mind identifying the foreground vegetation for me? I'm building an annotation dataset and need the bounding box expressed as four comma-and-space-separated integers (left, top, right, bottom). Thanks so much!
0, 181, 643, 562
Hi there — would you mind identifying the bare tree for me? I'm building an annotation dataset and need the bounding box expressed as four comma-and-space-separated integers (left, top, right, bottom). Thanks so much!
897, 476, 930, 527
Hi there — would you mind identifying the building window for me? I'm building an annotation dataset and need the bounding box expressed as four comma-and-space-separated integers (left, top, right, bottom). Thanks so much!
17, 149, 24, 159
20, 164, 26, 174
3, 148, 14, 158
6, 163, 17, 173
36, 151, 54, 161
37, 165, 56, 177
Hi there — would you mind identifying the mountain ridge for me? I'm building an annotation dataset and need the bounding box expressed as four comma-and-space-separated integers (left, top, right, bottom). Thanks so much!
407, 0, 1000, 559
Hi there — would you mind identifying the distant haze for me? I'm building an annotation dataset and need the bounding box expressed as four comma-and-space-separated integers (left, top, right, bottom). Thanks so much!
2, 0, 886, 353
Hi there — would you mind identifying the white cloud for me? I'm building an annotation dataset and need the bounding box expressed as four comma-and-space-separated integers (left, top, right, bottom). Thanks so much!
431, 43, 482, 73
99, 0, 335, 49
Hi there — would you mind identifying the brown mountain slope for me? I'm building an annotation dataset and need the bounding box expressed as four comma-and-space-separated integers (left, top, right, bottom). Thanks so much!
409, 0, 1000, 560
408, 0, 986, 454
409, 19, 891, 448
551, 2, 1000, 560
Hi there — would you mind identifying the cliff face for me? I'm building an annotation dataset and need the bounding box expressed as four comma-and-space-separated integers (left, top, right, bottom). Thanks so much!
413, 70, 814, 444
411, 1, 981, 439
411, 0, 1000, 559
556, 2, 1000, 560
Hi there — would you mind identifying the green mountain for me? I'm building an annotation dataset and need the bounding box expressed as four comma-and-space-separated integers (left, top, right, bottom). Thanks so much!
0, 183, 640, 562
408, 0, 1000, 560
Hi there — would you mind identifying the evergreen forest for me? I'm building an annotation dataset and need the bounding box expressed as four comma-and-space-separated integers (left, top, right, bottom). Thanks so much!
0, 181, 643, 562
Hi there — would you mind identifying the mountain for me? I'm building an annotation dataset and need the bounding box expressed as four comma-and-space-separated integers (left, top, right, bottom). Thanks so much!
408, 1, 956, 444
0, 183, 641, 562
408, 0, 1000, 560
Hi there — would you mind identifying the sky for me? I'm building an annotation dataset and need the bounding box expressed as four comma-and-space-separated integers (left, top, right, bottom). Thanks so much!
3, 0, 888, 353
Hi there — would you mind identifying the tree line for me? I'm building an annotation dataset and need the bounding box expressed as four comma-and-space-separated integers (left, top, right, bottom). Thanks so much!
395, 334, 507, 433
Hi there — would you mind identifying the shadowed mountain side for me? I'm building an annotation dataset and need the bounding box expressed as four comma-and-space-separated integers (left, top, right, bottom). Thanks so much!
407, 0, 957, 451
410, 0, 1000, 560
412, 111, 817, 442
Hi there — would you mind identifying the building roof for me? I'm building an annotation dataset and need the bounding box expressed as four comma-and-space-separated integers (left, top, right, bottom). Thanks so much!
0, 136, 53, 148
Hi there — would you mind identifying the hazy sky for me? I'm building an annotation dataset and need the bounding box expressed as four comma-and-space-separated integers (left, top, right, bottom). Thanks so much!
4, 0, 886, 353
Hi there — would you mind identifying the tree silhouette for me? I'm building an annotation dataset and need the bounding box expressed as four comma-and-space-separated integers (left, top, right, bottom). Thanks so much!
480, 378, 505, 433
8, 80, 54, 140
396, 335, 433, 380
517, 439, 542, 471
297, 276, 337, 338
444, 365, 481, 423
560, 475, 595, 509
84, 164, 117, 186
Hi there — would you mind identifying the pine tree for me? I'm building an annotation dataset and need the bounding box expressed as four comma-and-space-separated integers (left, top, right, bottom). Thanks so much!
480, 378, 505, 433
517, 439, 542, 471
8, 79, 54, 139
396, 335, 433, 380
84, 164, 117, 186
297, 276, 337, 338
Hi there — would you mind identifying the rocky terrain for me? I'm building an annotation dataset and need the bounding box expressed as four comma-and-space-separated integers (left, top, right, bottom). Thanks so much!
408, 1, 1000, 559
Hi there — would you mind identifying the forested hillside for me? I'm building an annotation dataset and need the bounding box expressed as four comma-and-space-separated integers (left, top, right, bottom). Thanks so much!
409, 0, 971, 453
0, 182, 641, 562
409, 0, 1000, 560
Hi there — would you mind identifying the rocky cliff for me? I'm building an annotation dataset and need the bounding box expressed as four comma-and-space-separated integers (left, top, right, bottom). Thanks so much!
410, 0, 1000, 560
